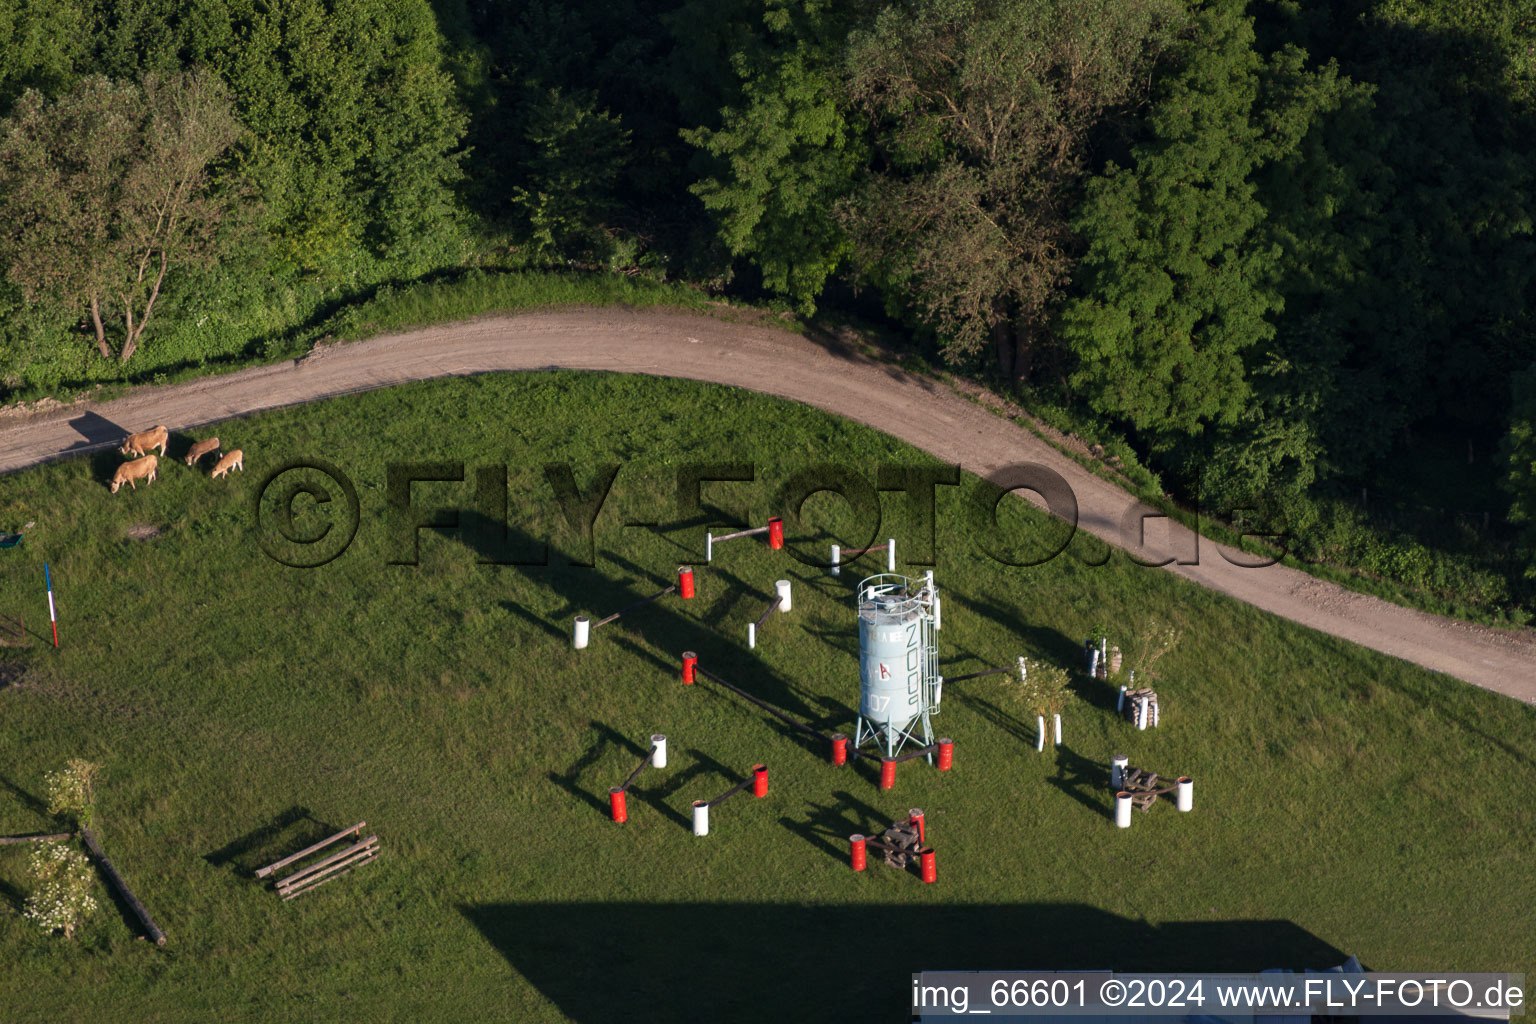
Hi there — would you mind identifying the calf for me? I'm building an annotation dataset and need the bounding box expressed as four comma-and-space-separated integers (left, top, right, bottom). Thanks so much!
120, 425, 169, 458
185, 437, 220, 466
110, 455, 158, 494
210, 449, 244, 479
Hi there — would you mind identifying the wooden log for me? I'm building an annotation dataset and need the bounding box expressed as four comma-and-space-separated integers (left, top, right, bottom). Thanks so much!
255, 821, 364, 878
80, 826, 166, 946
275, 836, 379, 891
0, 831, 75, 844
279, 850, 380, 901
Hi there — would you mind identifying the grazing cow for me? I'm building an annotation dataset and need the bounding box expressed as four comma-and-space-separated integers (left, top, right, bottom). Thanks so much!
120, 425, 169, 458
110, 455, 158, 494
210, 449, 243, 479
185, 437, 220, 466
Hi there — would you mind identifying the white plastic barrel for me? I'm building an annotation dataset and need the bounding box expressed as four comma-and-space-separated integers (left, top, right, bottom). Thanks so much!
830, 544, 840, 576
1177, 777, 1193, 812
1116, 684, 1127, 712
650, 734, 667, 769
1036, 715, 1046, 752
747, 622, 756, 649
1115, 792, 1132, 828
1053, 714, 1062, 747
1111, 754, 1128, 789
886, 538, 896, 571
692, 801, 709, 837
775, 579, 792, 613
573, 615, 590, 650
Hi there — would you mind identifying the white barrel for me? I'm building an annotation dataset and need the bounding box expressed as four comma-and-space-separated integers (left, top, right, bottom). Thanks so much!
692, 801, 709, 836
886, 538, 896, 571
706, 532, 714, 563
830, 544, 840, 576
1053, 713, 1062, 746
1111, 754, 1128, 789
650, 734, 667, 769
1017, 656, 1027, 681
1088, 648, 1100, 678
1116, 684, 1126, 712
1176, 777, 1193, 812
747, 622, 756, 649
1136, 695, 1149, 730
573, 615, 590, 650
1036, 715, 1046, 752
775, 579, 792, 613
1115, 792, 1132, 828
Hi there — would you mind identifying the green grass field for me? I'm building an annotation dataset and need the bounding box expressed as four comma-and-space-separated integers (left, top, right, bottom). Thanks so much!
0, 372, 1531, 1022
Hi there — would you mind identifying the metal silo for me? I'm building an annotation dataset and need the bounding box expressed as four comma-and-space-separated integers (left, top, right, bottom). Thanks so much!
855, 574, 940, 761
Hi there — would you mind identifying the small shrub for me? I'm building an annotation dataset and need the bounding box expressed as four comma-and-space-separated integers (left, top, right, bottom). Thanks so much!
43, 759, 102, 827
1011, 661, 1073, 720
22, 841, 97, 940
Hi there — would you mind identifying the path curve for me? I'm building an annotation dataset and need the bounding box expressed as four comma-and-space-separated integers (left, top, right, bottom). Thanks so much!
2, 308, 1533, 703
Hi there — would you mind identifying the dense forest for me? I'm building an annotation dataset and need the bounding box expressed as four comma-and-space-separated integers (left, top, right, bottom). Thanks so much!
0, 0, 1533, 613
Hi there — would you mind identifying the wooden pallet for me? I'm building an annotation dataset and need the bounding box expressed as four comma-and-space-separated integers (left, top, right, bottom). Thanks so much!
1120, 767, 1179, 811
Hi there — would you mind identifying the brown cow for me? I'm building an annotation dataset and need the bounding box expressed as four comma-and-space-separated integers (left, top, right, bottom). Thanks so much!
110, 455, 158, 494
210, 449, 243, 479
185, 437, 220, 466
120, 425, 169, 458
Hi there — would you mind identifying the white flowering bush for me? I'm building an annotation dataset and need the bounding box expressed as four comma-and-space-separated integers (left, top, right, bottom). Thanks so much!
1011, 661, 1073, 720
43, 759, 101, 826
22, 841, 97, 940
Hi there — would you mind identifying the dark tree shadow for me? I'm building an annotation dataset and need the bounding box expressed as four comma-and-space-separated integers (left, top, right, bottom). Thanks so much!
1046, 744, 1114, 822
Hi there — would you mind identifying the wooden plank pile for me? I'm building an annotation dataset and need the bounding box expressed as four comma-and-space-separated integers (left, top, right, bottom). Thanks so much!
1121, 687, 1160, 728
255, 821, 380, 901
1119, 767, 1178, 811
877, 818, 922, 869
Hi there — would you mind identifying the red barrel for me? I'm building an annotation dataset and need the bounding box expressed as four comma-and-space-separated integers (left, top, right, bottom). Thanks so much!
937, 738, 954, 771
920, 848, 936, 884
752, 764, 768, 798
830, 733, 848, 766
879, 758, 896, 790
850, 834, 867, 871
767, 517, 784, 550
609, 787, 627, 823
682, 651, 697, 685
678, 565, 695, 599
909, 808, 925, 844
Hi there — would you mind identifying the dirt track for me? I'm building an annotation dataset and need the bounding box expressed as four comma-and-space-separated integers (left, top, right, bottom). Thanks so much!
2, 307, 1532, 702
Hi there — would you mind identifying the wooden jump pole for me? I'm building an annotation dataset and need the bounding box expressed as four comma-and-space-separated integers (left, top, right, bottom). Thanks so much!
694, 665, 828, 744
255, 822, 365, 879
0, 832, 75, 845
81, 826, 166, 946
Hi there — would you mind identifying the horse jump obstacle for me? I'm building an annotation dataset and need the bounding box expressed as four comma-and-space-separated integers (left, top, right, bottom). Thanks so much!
691, 764, 768, 836
706, 517, 783, 563
574, 566, 695, 649
0, 831, 74, 845
255, 821, 381, 900
1119, 685, 1160, 729
829, 538, 895, 576
849, 810, 936, 883
1111, 763, 1193, 827
747, 580, 792, 648
608, 735, 667, 823
877, 739, 954, 790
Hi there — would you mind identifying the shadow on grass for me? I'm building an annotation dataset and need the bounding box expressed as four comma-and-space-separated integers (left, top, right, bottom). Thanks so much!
778, 789, 893, 864
203, 805, 344, 875
547, 722, 648, 817
1047, 745, 1114, 822
0, 775, 48, 817
460, 901, 1347, 1024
